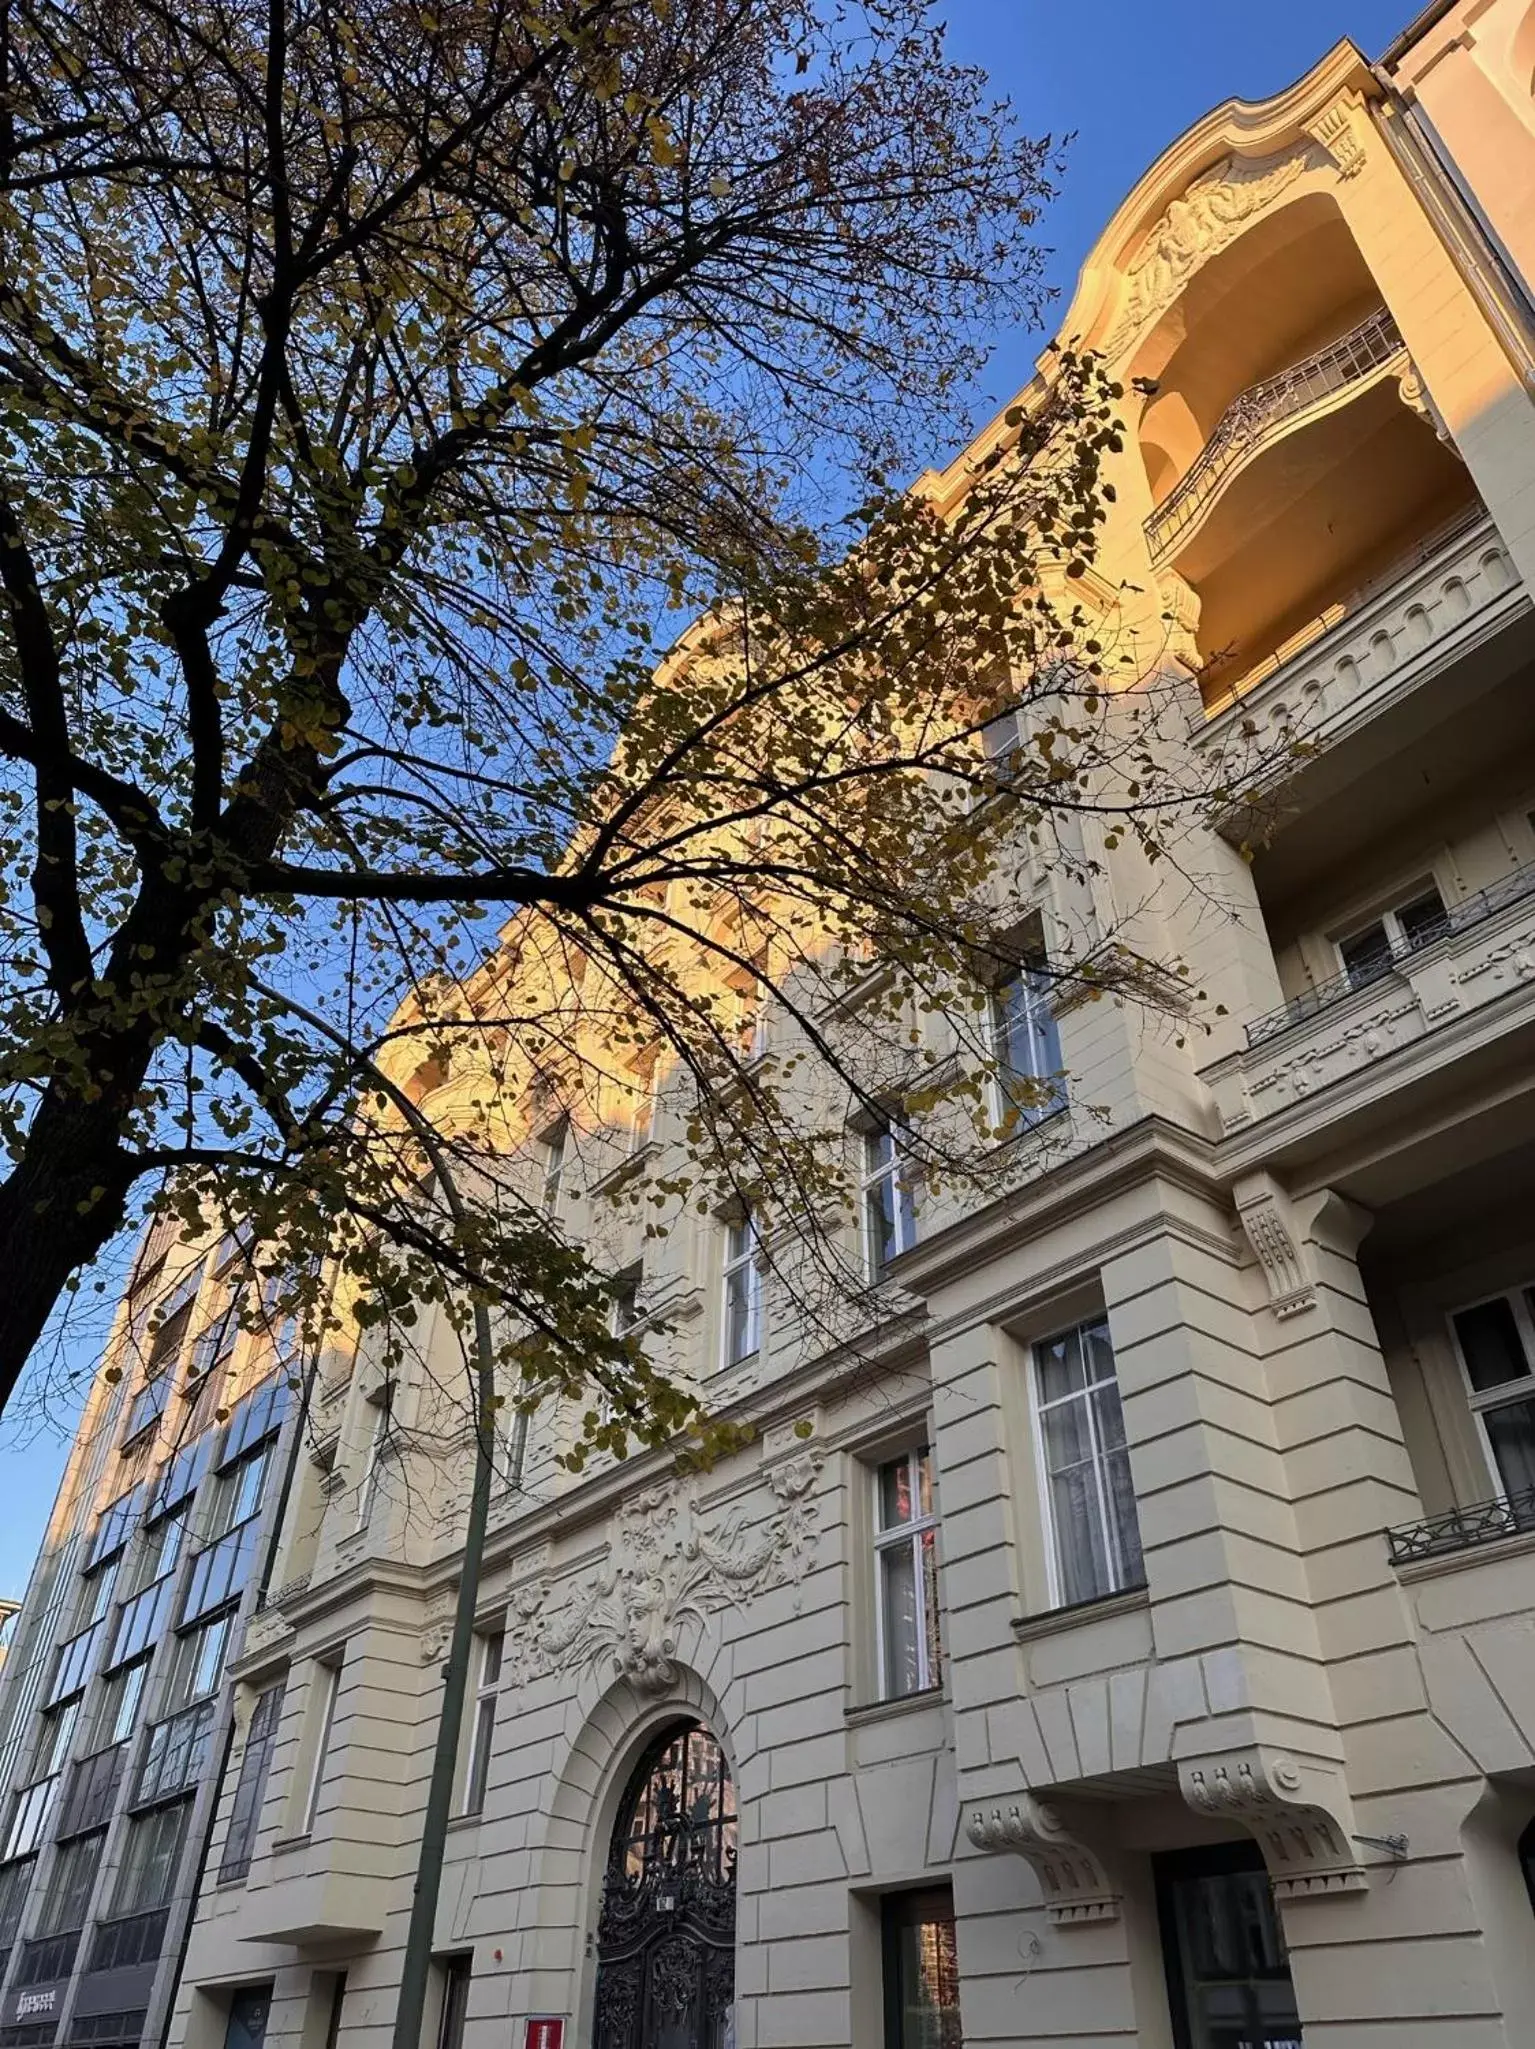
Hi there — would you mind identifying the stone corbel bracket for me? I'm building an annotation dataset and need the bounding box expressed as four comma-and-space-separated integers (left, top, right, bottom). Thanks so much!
965, 1795, 1121, 1925
1233, 1171, 1316, 1319
1180, 1750, 1367, 1901
1306, 92, 1370, 181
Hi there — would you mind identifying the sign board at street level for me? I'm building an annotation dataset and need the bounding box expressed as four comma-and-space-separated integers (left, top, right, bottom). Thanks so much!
524, 2021, 564, 2049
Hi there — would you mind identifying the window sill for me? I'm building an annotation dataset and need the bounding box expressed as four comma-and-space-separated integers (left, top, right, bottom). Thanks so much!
844, 1685, 946, 1729
1393, 1522, 1535, 1584
268, 1832, 312, 1855
446, 1812, 482, 1835
1011, 1583, 1149, 1643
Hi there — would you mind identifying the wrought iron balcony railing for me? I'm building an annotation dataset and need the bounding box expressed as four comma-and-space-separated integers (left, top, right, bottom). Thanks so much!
1245, 858, 1535, 1049
1386, 1486, 1535, 1566
1145, 306, 1404, 558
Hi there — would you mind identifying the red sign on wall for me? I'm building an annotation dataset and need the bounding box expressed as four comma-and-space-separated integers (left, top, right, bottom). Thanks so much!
524, 2021, 564, 2049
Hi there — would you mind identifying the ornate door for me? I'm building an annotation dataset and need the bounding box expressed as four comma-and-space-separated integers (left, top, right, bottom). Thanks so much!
593, 1723, 736, 2049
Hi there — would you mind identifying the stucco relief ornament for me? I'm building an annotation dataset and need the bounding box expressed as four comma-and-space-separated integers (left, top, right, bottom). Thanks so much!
1102, 146, 1311, 361
507, 1449, 824, 1694
966, 1795, 1120, 1925
1180, 1751, 1367, 1900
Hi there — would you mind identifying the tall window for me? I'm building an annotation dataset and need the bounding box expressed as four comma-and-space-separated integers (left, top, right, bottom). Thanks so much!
355, 1388, 393, 1530
862, 1125, 919, 1280
219, 1684, 284, 1885
721, 1214, 762, 1368
873, 1448, 941, 1700
161, 1611, 233, 1714
883, 1888, 963, 2049
300, 1660, 342, 1834
539, 1121, 567, 1213
0, 1855, 33, 1955
460, 1634, 503, 1817
1449, 1287, 1535, 1500
1156, 1843, 1300, 2049
988, 961, 1065, 1129
435, 1956, 472, 2049
112, 1800, 192, 1914
36, 1832, 103, 1933
1032, 1317, 1144, 1607
609, 1269, 643, 1340
208, 1445, 272, 1540
99, 1658, 150, 1747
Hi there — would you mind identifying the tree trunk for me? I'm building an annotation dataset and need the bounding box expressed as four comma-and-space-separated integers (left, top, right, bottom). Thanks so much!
0, 1089, 138, 1410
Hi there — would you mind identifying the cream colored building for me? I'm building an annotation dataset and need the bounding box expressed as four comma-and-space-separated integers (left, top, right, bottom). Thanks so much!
139, 21, 1535, 2049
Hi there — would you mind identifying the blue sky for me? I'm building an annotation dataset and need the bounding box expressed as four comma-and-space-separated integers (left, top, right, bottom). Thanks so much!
0, 0, 1410, 1600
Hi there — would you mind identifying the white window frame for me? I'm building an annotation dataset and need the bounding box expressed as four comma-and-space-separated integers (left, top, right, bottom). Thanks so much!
1445, 1283, 1535, 1501
355, 1385, 393, 1531
860, 1124, 919, 1280
301, 1658, 342, 1835
1333, 878, 1449, 988
720, 1214, 763, 1370
625, 1057, 658, 1156
871, 1446, 941, 1701
459, 1631, 503, 1817
538, 1120, 568, 1214
1028, 1316, 1144, 1611
987, 958, 1065, 1130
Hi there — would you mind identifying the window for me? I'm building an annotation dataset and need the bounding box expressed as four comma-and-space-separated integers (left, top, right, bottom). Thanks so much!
1032, 1317, 1144, 1607
0, 1856, 34, 1951
355, 1389, 393, 1530
133, 1507, 189, 1592
609, 1270, 643, 1339
988, 960, 1065, 1129
161, 1612, 232, 1713
435, 1957, 472, 2049
624, 1057, 658, 1156
111, 1801, 191, 1914
207, 1446, 272, 1541
99, 1659, 150, 1747
460, 1635, 502, 1817
882, 1887, 962, 2049
979, 700, 1025, 790
36, 1833, 103, 1934
726, 961, 768, 1061
218, 1685, 284, 1884
38, 1700, 81, 1779
1156, 1842, 1300, 2049
222, 1987, 272, 2049
539, 1121, 567, 1213
862, 1124, 919, 1279
1336, 881, 1449, 991
1450, 1287, 1535, 1500
300, 1660, 342, 1833
189, 1297, 240, 1387
873, 1449, 941, 1699
721, 1214, 762, 1368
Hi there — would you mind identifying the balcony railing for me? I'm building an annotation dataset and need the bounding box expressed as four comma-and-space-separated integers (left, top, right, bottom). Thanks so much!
57, 1744, 127, 1841
1246, 859, 1535, 1047
135, 1699, 215, 1807
1145, 306, 1404, 558
1387, 1487, 1535, 1566
13, 1927, 81, 1986
86, 1905, 169, 1974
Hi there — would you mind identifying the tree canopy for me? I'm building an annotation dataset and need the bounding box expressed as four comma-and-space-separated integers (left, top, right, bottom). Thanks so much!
0, 0, 1190, 1446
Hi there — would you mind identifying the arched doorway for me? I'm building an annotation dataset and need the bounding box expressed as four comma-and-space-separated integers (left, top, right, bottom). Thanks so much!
593, 1721, 737, 2049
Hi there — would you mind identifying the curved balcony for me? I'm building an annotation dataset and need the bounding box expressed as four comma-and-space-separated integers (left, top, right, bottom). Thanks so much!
1145, 306, 1405, 561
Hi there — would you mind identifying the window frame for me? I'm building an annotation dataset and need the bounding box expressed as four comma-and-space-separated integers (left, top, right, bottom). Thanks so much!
986, 956, 1066, 1132
299, 1659, 342, 1836
354, 1385, 393, 1531
1445, 1283, 1535, 1501
1332, 877, 1450, 989
871, 1446, 941, 1702
720, 1213, 763, 1370
538, 1119, 568, 1214
218, 1683, 284, 1886
1027, 1315, 1145, 1612
860, 1123, 920, 1281
459, 1632, 503, 1818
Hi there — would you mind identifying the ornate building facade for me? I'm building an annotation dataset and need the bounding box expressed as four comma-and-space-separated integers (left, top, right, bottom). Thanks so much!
12, 14, 1535, 2049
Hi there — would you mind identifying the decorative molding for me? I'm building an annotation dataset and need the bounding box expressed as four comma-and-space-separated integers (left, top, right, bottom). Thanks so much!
1104, 146, 1313, 359
421, 1587, 458, 1664
1396, 362, 1452, 445
1306, 93, 1369, 180
1233, 1171, 1316, 1318
1180, 1750, 1367, 1900
505, 1450, 824, 1694
1155, 570, 1204, 671
966, 1796, 1121, 1924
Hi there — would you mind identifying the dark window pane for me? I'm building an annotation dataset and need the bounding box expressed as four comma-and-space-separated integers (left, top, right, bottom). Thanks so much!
1454, 1299, 1531, 1392
1484, 1399, 1535, 1498
883, 1889, 963, 2049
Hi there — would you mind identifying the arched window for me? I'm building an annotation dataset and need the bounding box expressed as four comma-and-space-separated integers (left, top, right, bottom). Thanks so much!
593, 1722, 736, 2049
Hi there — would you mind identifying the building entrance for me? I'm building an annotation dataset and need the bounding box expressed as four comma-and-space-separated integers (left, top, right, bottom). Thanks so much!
592, 1723, 736, 2049
1157, 1845, 1303, 2049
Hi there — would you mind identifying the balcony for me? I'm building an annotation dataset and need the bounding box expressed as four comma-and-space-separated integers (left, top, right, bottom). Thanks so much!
1203, 857, 1535, 1137
1387, 1488, 1535, 1568
56, 1745, 127, 1841
1147, 306, 1406, 562
1192, 507, 1526, 792
135, 1700, 215, 1807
